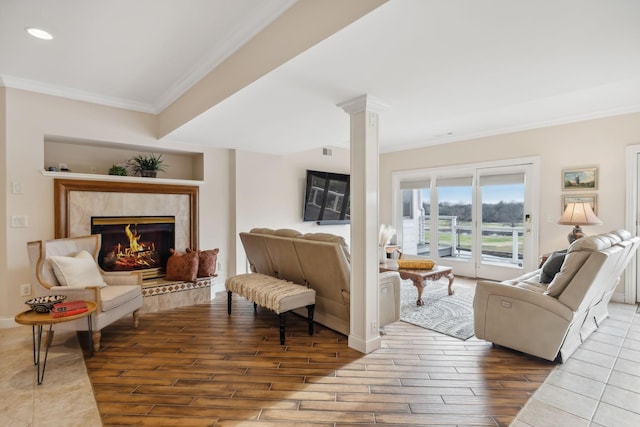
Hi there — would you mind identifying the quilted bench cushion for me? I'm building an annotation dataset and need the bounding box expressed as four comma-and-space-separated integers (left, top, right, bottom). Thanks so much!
225, 273, 315, 314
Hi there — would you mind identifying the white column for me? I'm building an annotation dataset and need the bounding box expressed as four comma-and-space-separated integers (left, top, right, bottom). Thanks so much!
338, 94, 389, 354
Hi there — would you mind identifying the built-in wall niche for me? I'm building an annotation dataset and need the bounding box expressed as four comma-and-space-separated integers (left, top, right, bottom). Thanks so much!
44, 137, 204, 181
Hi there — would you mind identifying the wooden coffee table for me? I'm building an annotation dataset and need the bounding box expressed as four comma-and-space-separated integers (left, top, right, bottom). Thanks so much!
381, 261, 454, 306
15, 301, 96, 384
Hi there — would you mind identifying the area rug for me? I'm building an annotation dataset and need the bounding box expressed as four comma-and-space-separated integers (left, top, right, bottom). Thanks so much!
400, 278, 476, 340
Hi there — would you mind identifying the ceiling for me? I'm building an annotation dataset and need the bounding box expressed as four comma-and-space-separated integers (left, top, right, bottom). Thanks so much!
2, 0, 640, 155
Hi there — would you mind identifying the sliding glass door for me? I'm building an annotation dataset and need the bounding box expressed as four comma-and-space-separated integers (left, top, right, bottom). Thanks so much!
395, 160, 537, 281
476, 165, 533, 280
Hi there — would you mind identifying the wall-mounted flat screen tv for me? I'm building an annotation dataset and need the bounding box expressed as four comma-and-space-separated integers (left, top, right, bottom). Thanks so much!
303, 169, 350, 224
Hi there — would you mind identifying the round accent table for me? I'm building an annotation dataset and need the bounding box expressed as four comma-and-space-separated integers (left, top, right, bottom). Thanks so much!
15, 301, 96, 384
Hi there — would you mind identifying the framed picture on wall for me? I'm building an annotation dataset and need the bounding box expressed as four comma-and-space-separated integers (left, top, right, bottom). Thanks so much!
561, 194, 598, 215
562, 167, 598, 190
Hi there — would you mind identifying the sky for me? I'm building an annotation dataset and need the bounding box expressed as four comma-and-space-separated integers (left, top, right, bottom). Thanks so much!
421, 184, 524, 204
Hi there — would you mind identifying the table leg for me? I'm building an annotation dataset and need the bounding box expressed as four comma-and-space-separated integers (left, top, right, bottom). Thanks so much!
446, 272, 455, 295
33, 324, 54, 385
413, 279, 425, 306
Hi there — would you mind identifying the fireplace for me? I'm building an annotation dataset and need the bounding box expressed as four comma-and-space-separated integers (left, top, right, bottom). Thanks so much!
91, 216, 176, 279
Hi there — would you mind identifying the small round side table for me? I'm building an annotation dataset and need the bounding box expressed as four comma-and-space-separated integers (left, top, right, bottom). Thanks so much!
15, 301, 97, 384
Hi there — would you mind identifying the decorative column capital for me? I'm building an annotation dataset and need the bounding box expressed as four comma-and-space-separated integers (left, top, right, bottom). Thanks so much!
338, 94, 390, 115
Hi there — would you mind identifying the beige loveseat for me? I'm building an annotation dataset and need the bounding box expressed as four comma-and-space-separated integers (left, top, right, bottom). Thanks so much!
474, 229, 639, 362
238, 228, 402, 335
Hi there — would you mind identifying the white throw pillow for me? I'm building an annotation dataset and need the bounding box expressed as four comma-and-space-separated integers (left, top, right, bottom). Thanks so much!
49, 250, 107, 288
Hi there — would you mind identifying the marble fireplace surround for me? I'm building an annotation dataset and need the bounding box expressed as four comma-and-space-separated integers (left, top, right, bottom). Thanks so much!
53, 178, 199, 254
53, 179, 211, 313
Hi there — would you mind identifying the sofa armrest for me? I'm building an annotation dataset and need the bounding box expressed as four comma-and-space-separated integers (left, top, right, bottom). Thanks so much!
474, 280, 574, 322
103, 271, 143, 286
473, 280, 575, 361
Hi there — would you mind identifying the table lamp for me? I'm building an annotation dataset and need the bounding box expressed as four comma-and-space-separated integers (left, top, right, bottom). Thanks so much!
558, 202, 602, 244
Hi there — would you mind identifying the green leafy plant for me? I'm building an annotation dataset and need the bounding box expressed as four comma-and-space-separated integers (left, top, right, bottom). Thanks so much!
108, 164, 128, 176
128, 153, 167, 177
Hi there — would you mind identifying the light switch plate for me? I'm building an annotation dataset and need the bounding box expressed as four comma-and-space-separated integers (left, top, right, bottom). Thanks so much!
11, 215, 29, 227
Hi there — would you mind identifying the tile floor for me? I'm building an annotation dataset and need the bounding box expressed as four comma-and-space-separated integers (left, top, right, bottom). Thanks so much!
512, 302, 640, 427
0, 326, 101, 426
2, 302, 639, 426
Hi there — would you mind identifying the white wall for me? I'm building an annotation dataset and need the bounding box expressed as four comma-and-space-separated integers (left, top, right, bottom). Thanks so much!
1, 88, 230, 321
232, 147, 350, 274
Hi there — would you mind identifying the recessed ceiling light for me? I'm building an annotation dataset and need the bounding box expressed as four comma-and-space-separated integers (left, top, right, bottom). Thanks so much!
26, 27, 53, 40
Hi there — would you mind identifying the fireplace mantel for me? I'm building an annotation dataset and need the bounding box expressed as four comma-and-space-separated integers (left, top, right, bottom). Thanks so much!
54, 179, 199, 250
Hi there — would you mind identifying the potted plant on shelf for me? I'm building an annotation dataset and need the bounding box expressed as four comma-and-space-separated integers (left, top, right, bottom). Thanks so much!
108, 164, 128, 176
128, 153, 167, 178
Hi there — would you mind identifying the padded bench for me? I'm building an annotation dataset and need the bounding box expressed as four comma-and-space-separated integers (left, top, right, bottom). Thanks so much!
225, 273, 316, 345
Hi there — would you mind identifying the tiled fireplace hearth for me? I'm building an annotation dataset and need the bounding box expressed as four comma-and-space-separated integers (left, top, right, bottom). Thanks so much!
140, 277, 212, 313
53, 179, 211, 312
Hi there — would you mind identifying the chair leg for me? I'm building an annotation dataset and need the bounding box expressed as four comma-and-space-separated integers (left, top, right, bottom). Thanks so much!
227, 291, 232, 315
92, 330, 101, 353
279, 313, 286, 345
132, 309, 140, 328
307, 304, 315, 336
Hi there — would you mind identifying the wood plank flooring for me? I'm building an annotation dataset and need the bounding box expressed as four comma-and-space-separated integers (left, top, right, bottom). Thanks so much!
83, 286, 556, 426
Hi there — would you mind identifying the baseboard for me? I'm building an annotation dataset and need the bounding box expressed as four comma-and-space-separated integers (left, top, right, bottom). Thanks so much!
348, 333, 381, 354
0, 316, 18, 328
611, 292, 626, 303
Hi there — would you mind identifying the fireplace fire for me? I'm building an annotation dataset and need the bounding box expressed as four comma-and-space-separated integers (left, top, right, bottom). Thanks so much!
91, 216, 175, 279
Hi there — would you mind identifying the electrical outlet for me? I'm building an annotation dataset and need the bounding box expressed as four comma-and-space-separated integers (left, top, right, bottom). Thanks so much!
20, 283, 31, 297
11, 181, 24, 194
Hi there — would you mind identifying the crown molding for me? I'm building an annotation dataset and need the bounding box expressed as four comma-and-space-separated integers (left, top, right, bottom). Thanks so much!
0, 75, 155, 113
152, 0, 298, 113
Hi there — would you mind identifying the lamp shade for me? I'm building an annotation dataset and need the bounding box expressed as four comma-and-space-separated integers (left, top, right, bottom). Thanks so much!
558, 202, 602, 226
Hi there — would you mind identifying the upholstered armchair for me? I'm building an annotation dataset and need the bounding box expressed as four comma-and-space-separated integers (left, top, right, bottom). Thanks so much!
27, 234, 143, 351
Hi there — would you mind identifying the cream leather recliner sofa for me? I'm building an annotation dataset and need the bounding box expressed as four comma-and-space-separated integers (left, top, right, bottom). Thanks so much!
474, 229, 640, 362
239, 228, 402, 335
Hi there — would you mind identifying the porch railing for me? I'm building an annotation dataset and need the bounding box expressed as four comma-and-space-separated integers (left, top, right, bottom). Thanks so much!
413, 215, 524, 264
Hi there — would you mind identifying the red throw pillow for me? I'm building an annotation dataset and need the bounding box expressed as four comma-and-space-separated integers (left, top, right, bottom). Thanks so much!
186, 248, 219, 277
165, 249, 199, 282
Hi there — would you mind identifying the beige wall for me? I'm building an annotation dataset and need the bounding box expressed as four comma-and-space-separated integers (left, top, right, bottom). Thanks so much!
0, 87, 7, 316
1, 88, 230, 320
232, 147, 350, 274
380, 112, 640, 267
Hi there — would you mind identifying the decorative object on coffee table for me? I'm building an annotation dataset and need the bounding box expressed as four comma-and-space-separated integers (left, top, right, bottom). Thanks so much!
128, 153, 167, 178
378, 224, 396, 264
25, 295, 67, 313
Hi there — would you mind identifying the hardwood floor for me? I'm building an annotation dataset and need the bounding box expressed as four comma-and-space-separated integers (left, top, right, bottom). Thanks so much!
83, 287, 555, 426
